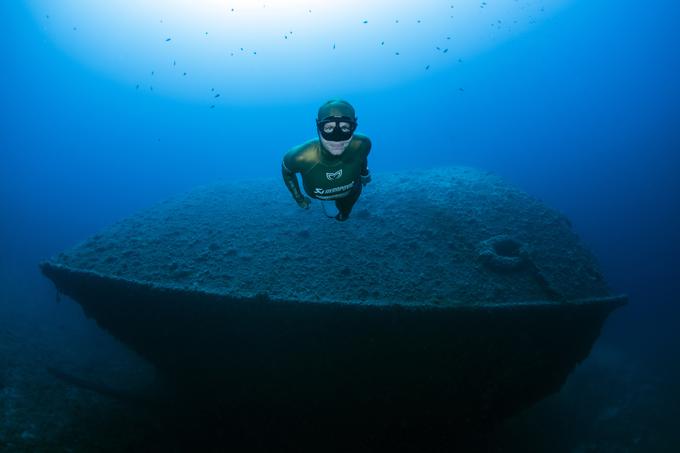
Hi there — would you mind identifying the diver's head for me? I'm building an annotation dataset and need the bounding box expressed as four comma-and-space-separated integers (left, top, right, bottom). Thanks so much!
316, 99, 357, 156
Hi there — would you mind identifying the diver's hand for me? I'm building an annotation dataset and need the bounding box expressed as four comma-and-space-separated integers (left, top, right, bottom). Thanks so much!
295, 196, 312, 209
360, 171, 371, 186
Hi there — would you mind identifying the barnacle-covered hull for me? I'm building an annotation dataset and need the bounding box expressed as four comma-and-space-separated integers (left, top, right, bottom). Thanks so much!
40, 167, 625, 445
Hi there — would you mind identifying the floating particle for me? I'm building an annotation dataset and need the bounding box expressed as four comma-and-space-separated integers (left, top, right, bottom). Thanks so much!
230, 52, 234, 56
151, 71, 155, 75
446, 36, 451, 40
240, 47, 244, 51
211, 88, 215, 91
395, 52, 400, 55
425, 65, 430, 70
363, 20, 368, 24
45, 15, 49, 19
231, 8, 234, 12
253, 51, 256, 55
183, 72, 187, 76
72, 27, 77, 31
458, 58, 463, 63
381, 41, 385, 45
436, 46, 441, 50
165, 38, 171, 42
332, 43, 336, 49
459, 87, 464, 91
284, 35, 288, 39
395, 19, 399, 23
135, 84, 139, 89
150, 86, 153, 91
173, 60, 176, 66
214, 94, 220, 98
417, 20, 421, 23
210, 105, 215, 109
443, 48, 448, 53
205, 32, 208, 35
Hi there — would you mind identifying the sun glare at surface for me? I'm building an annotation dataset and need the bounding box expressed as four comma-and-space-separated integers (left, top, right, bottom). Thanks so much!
29, 0, 570, 104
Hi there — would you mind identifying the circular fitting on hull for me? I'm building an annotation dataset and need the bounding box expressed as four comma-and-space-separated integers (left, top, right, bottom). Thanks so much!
478, 235, 529, 272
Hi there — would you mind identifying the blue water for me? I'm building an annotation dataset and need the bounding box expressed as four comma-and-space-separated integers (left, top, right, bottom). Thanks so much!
2, 0, 679, 451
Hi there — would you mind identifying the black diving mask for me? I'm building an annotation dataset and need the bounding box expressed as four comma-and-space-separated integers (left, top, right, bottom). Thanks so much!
316, 116, 357, 141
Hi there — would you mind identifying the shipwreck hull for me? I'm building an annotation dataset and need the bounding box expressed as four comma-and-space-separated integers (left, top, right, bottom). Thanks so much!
41, 166, 625, 445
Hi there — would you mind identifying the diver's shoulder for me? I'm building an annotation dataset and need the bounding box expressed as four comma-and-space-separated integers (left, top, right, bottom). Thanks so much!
353, 133, 371, 146
283, 139, 319, 171
352, 133, 372, 155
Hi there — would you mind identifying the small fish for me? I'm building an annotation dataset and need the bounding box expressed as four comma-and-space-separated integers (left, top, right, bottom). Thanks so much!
214, 94, 220, 98
459, 87, 464, 91
173, 60, 176, 66
183, 72, 187, 76
253, 51, 256, 55
363, 20, 368, 24
395, 51, 400, 56
425, 65, 430, 70
443, 48, 448, 53
284, 35, 288, 39
332, 43, 336, 49
211, 88, 215, 91
417, 20, 421, 23
165, 38, 171, 42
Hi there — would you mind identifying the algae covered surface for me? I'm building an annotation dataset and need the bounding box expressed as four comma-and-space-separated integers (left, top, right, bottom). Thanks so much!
47, 167, 610, 306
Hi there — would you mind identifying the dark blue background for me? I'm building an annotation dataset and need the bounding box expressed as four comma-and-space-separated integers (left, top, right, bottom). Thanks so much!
2, 0, 679, 449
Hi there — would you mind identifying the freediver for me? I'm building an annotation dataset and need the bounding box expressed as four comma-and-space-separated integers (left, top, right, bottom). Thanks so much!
281, 99, 372, 221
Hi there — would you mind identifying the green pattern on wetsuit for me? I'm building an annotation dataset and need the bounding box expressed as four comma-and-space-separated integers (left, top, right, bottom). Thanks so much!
282, 133, 371, 201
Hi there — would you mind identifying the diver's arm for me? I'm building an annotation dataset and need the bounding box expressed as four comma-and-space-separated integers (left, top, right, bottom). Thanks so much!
360, 137, 372, 185
281, 161, 311, 209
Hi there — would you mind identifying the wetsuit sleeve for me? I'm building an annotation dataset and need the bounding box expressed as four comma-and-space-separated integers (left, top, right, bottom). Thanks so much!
281, 151, 305, 202
361, 137, 372, 176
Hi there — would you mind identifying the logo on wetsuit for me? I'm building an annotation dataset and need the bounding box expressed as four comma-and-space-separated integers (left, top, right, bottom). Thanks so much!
313, 181, 355, 198
326, 169, 343, 181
